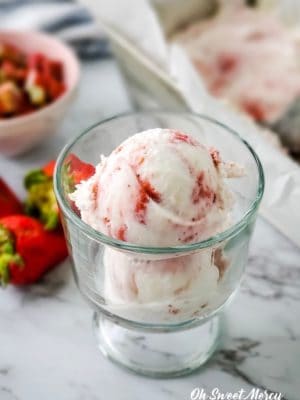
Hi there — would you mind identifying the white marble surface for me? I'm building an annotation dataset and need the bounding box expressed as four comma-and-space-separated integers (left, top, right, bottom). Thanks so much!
0, 59, 299, 400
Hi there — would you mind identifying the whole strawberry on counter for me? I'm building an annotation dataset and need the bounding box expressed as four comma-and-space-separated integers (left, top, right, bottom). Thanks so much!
24, 156, 95, 228
24, 160, 59, 230
0, 215, 68, 285
0, 177, 23, 218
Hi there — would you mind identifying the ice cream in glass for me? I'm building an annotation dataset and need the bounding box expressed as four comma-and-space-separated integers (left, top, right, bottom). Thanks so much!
55, 112, 264, 377
71, 128, 243, 323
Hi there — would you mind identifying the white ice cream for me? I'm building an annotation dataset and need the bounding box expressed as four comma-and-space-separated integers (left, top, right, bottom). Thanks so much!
72, 129, 238, 246
71, 128, 243, 323
175, 6, 300, 123
103, 248, 220, 323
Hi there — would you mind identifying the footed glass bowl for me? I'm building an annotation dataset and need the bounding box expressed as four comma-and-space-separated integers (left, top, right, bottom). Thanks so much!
54, 111, 264, 378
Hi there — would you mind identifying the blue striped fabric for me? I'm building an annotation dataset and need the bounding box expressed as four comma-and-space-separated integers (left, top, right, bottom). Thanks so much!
0, 0, 110, 59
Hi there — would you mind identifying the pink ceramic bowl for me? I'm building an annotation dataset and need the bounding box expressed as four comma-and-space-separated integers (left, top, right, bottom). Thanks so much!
0, 30, 80, 156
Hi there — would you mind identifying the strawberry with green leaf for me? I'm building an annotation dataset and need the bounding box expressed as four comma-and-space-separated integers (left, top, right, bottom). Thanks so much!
24, 156, 95, 229
0, 215, 68, 285
62, 154, 95, 214
24, 160, 59, 230
62, 154, 95, 193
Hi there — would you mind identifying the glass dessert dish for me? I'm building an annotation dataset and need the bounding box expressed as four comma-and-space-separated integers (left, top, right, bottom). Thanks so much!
54, 111, 264, 378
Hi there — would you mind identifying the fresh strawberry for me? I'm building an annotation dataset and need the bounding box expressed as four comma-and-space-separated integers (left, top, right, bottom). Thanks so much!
63, 154, 95, 192
61, 154, 95, 214
42, 160, 56, 177
0, 178, 23, 218
24, 156, 95, 226
0, 215, 68, 285
24, 161, 59, 230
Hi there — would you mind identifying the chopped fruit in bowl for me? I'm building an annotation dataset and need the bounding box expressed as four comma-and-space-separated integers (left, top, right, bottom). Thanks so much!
0, 43, 66, 118
0, 31, 80, 156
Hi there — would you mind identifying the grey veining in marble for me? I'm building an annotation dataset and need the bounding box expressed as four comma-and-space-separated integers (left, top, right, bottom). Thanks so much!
0, 59, 299, 400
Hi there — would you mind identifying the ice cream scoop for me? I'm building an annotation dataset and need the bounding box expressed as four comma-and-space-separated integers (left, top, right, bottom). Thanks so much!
175, 6, 300, 124
71, 128, 243, 322
71, 128, 241, 246
102, 247, 220, 322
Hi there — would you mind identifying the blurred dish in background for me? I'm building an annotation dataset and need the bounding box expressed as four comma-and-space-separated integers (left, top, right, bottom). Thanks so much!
0, 42, 66, 119
174, 2, 300, 126
87, 0, 300, 155
0, 30, 80, 157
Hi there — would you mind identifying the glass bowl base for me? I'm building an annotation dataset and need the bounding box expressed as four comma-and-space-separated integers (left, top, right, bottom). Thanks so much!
93, 312, 220, 378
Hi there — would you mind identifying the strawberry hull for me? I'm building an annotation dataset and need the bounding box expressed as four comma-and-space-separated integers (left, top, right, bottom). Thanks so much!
24, 156, 95, 229
24, 161, 60, 230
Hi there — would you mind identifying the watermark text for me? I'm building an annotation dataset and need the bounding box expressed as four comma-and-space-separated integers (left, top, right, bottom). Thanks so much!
190, 388, 282, 400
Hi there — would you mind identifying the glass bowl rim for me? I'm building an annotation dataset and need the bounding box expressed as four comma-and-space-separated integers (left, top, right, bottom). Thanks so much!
54, 111, 265, 254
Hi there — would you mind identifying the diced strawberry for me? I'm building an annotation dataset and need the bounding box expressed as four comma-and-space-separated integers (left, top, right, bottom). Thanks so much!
134, 177, 161, 224
47, 78, 65, 100
1, 60, 27, 83
116, 225, 127, 241
64, 154, 95, 187
25, 69, 47, 106
209, 148, 221, 168
0, 81, 23, 115
50, 61, 64, 82
27, 53, 46, 71
0, 46, 66, 117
